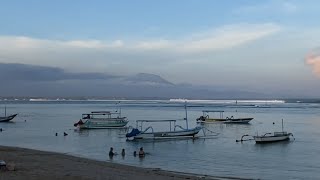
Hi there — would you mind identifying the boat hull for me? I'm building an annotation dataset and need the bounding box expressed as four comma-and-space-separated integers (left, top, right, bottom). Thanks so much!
133, 127, 202, 140
0, 114, 17, 122
254, 134, 291, 143
224, 118, 253, 124
78, 118, 128, 129
197, 118, 253, 124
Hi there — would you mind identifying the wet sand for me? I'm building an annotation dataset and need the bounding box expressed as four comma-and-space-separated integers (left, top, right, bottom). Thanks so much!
0, 146, 243, 180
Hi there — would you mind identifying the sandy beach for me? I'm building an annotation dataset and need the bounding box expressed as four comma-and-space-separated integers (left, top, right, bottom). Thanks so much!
0, 146, 242, 180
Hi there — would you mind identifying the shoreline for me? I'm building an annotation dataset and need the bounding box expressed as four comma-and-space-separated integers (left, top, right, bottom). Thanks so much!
0, 145, 250, 180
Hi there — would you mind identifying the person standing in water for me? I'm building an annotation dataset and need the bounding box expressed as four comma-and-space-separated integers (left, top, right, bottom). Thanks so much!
138, 147, 145, 157
109, 147, 115, 157
121, 149, 125, 156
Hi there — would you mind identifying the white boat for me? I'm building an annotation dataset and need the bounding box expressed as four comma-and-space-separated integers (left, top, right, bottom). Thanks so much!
196, 110, 253, 124
254, 132, 293, 143
253, 119, 294, 143
126, 103, 202, 140
74, 111, 128, 129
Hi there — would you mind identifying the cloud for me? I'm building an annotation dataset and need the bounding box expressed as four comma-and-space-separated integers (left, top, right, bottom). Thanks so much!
0, 23, 281, 76
180, 23, 281, 52
305, 48, 320, 77
0, 23, 280, 52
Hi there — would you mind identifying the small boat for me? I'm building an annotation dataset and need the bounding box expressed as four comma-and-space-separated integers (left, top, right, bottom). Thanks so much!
254, 132, 293, 143
126, 120, 202, 140
223, 116, 253, 124
74, 111, 128, 129
126, 103, 202, 140
253, 119, 294, 143
0, 107, 17, 122
196, 110, 253, 124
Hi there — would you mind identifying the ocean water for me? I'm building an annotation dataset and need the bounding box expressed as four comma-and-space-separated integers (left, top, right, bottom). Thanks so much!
0, 100, 319, 179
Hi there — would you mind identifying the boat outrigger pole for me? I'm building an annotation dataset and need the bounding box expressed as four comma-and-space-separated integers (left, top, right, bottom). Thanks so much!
185, 101, 188, 129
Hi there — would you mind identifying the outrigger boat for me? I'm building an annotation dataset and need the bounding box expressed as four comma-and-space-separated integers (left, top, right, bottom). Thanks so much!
236, 119, 294, 143
74, 111, 128, 129
0, 107, 17, 122
196, 110, 253, 124
253, 119, 293, 143
126, 103, 202, 140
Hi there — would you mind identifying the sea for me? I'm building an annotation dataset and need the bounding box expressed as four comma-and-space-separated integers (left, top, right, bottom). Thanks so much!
0, 99, 319, 180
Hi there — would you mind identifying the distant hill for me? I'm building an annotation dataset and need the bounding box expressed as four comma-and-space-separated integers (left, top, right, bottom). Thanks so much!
0, 63, 274, 99
124, 73, 174, 86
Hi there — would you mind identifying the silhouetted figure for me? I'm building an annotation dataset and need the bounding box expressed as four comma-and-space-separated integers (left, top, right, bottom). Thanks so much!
109, 147, 115, 157
133, 151, 137, 157
273, 122, 275, 125
139, 147, 145, 157
121, 149, 125, 156
55, 133, 58, 136
63, 132, 68, 136
0, 128, 2, 132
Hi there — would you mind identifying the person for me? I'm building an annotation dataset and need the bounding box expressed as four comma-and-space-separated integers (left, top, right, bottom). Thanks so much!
133, 151, 137, 157
121, 149, 125, 156
138, 147, 145, 157
109, 147, 115, 157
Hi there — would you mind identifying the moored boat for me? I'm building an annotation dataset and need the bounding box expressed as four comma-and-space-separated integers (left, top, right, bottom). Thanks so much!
0, 107, 17, 122
196, 110, 253, 124
74, 111, 128, 129
126, 103, 202, 140
0, 114, 18, 122
253, 119, 294, 143
254, 132, 293, 143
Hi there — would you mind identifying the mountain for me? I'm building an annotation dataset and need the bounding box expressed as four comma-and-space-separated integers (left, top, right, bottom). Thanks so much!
0, 63, 271, 99
124, 73, 174, 86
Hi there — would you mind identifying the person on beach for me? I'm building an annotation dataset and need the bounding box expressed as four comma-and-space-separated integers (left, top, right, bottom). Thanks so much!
138, 147, 145, 157
121, 149, 125, 156
133, 151, 137, 157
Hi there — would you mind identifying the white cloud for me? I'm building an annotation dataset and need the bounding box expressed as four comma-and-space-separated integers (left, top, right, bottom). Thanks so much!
0, 23, 281, 75
180, 23, 281, 52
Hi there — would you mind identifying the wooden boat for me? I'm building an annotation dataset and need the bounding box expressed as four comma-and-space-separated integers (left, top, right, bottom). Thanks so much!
126, 120, 202, 140
0, 114, 18, 122
74, 111, 128, 129
223, 116, 253, 124
254, 132, 293, 143
196, 110, 253, 124
126, 103, 202, 140
253, 119, 294, 143
0, 107, 17, 122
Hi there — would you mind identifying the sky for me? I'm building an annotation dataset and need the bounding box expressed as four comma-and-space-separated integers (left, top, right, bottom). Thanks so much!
1, 0, 320, 96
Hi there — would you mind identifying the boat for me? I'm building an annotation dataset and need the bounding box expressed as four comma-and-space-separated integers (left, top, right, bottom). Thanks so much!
253, 119, 294, 143
223, 116, 253, 124
0, 107, 17, 122
74, 111, 128, 129
196, 110, 253, 124
126, 103, 202, 140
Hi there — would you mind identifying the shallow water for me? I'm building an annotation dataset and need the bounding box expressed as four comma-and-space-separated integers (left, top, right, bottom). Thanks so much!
0, 100, 319, 179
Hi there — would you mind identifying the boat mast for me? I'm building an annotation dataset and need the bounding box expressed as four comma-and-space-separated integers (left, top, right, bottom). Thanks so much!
119, 101, 121, 117
4, 106, 6, 117
282, 119, 284, 132
184, 101, 188, 129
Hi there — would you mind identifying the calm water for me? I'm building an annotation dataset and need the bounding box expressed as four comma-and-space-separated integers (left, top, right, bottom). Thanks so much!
0, 100, 320, 179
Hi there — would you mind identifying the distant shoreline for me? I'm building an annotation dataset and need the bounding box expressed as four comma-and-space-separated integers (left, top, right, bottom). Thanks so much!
0, 145, 250, 180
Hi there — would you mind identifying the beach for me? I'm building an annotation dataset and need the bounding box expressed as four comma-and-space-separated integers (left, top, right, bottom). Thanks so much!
0, 146, 235, 180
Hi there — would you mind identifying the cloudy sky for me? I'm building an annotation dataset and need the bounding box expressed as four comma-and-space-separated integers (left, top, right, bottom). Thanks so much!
1, 0, 320, 96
